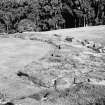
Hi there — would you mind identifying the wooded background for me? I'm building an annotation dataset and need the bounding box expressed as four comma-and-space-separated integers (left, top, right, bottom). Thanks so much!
0, 0, 105, 33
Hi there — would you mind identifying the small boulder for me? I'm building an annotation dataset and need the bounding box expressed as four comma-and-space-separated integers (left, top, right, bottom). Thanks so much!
102, 47, 105, 53
74, 76, 88, 84
94, 43, 102, 49
54, 77, 74, 91
86, 41, 95, 48
81, 40, 89, 46
65, 36, 74, 42
4, 102, 14, 105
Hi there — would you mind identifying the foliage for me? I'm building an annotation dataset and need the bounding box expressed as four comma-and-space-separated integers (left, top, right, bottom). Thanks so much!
0, 0, 105, 33
17, 19, 36, 32
29, 0, 65, 31
0, 22, 6, 33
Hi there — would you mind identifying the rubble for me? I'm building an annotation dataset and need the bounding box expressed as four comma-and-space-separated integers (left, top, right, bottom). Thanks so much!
81, 39, 105, 53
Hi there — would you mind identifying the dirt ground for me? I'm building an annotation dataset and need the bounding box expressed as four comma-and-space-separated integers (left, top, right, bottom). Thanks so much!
0, 25, 105, 105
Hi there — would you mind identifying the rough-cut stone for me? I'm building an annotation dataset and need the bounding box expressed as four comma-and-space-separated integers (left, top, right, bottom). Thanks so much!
54, 77, 74, 91
65, 36, 74, 42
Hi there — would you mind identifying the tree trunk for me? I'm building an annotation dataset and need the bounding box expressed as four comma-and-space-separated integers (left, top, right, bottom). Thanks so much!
75, 18, 76, 28
95, 1, 100, 24
6, 24, 8, 33
86, 15, 88, 26
79, 18, 80, 27
84, 16, 86, 27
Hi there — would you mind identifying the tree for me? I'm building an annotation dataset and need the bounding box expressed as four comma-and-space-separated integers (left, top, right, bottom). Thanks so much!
36, 0, 65, 31
0, 10, 12, 33
0, 0, 105, 33
0, 22, 6, 33
93, 0, 105, 25
61, 0, 75, 27
72, 0, 95, 27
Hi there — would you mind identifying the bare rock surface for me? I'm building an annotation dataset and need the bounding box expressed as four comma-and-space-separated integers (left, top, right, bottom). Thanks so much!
0, 26, 105, 105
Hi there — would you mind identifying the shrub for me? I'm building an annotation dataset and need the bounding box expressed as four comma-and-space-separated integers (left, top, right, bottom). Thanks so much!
17, 19, 36, 32
0, 22, 6, 33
